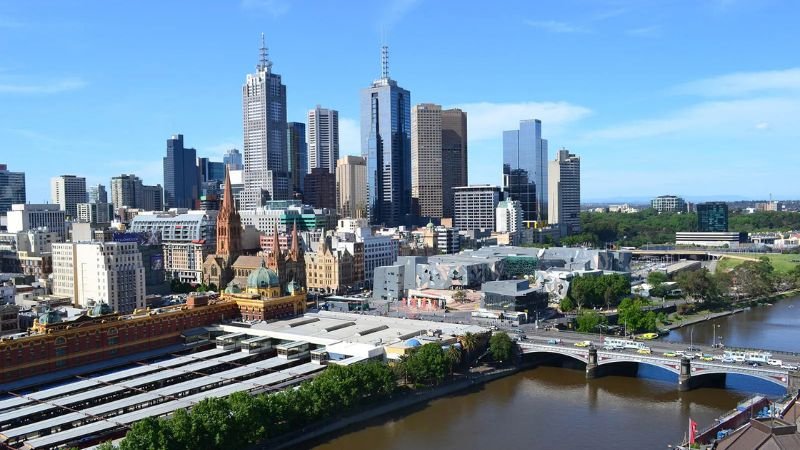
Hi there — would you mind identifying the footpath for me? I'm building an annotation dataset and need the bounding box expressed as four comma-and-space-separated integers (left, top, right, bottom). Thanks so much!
663, 288, 800, 331
257, 366, 518, 450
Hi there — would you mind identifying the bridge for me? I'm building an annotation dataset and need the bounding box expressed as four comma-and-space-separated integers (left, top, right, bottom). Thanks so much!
516, 334, 800, 393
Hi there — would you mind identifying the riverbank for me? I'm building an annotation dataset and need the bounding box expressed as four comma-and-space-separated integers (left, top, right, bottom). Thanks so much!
257, 366, 519, 450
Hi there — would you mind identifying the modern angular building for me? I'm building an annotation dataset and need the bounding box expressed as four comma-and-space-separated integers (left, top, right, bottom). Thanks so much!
336, 156, 367, 219
697, 202, 728, 232
163, 134, 198, 209
223, 148, 243, 170
0, 164, 26, 216
198, 158, 226, 184
242, 34, 289, 208
503, 119, 548, 224
87, 184, 108, 204
411, 103, 443, 219
287, 122, 308, 198
360, 46, 412, 227
307, 106, 339, 174
50, 175, 87, 219
453, 185, 501, 231
441, 108, 467, 219
548, 149, 581, 236
651, 195, 687, 213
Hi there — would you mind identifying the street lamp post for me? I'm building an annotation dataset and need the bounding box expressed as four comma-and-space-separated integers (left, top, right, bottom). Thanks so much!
690, 327, 694, 351
712, 324, 721, 348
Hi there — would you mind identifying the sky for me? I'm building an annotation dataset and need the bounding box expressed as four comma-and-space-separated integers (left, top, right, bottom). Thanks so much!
1, 0, 799, 204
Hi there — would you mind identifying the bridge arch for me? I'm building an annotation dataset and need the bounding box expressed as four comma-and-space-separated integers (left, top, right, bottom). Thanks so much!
520, 349, 588, 367
691, 369, 788, 390
595, 358, 681, 380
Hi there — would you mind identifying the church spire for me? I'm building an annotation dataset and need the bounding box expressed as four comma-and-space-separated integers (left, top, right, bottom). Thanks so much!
221, 166, 234, 214
290, 220, 300, 257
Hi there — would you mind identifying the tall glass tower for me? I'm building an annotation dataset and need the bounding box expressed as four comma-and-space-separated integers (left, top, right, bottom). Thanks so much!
242, 33, 289, 209
360, 46, 411, 226
287, 122, 307, 198
503, 119, 548, 224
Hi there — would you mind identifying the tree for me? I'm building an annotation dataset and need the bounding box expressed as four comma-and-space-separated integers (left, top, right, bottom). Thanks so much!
451, 289, 467, 304
446, 344, 462, 374
403, 343, 449, 385
458, 332, 479, 363
647, 271, 668, 286
489, 332, 513, 363
119, 417, 175, 450
617, 298, 658, 333
559, 296, 576, 312
731, 258, 775, 299
576, 310, 606, 333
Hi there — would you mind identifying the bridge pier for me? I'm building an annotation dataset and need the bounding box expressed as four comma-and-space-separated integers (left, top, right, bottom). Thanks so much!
789, 370, 800, 395
678, 357, 692, 391
586, 347, 598, 379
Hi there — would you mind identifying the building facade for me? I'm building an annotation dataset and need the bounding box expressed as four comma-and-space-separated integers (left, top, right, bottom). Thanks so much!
697, 202, 729, 232
547, 149, 581, 236
223, 148, 243, 170
76, 202, 114, 225
163, 134, 198, 210
503, 119, 548, 224
453, 185, 501, 231
304, 168, 336, 209
6, 204, 67, 238
360, 46, 412, 227
87, 184, 108, 204
0, 164, 26, 216
287, 122, 308, 198
441, 109, 467, 219
651, 195, 687, 213
242, 35, 289, 208
496, 200, 523, 234
411, 103, 443, 219
305, 233, 358, 295
336, 156, 367, 219
50, 175, 87, 219
307, 106, 339, 174
52, 242, 146, 313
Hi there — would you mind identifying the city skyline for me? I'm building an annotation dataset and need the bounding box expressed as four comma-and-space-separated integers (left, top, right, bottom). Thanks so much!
2, 1, 800, 203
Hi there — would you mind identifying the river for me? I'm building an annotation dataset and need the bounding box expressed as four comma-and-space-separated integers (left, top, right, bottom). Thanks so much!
299, 295, 800, 450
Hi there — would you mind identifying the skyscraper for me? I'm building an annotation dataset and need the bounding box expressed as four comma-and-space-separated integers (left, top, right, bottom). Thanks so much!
307, 106, 339, 174
163, 134, 198, 209
336, 156, 367, 219
411, 103, 443, 219
503, 119, 548, 224
0, 164, 26, 216
223, 148, 243, 170
697, 202, 728, 232
548, 149, 581, 236
50, 175, 87, 219
198, 158, 226, 183
441, 108, 468, 219
304, 168, 336, 209
360, 46, 411, 226
111, 174, 162, 211
87, 184, 107, 204
287, 122, 308, 198
242, 34, 289, 208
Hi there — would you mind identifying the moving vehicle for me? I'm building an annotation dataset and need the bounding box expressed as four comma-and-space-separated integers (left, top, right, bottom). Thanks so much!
574, 340, 591, 347
663, 351, 678, 357
724, 351, 748, 363
700, 355, 714, 362
547, 338, 562, 345
781, 363, 799, 370
603, 338, 649, 351
637, 348, 652, 355
767, 359, 783, 367
637, 333, 659, 340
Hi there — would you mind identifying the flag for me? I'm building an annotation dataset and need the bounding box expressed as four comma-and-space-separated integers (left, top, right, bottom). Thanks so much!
689, 418, 698, 444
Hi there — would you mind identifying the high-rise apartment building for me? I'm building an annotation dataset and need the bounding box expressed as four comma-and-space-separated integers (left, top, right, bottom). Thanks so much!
651, 195, 687, 213
50, 175, 87, 219
6, 204, 67, 238
548, 149, 581, 236
336, 156, 367, 219
453, 185, 501, 231
77, 202, 115, 225
697, 202, 728, 232
304, 168, 336, 209
307, 106, 339, 175
496, 200, 523, 234
87, 184, 108, 204
242, 34, 289, 208
361, 46, 412, 227
287, 122, 308, 198
111, 174, 163, 211
441, 109, 468, 219
503, 119, 548, 224
163, 134, 198, 209
52, 242, 145, 314
411, 103, 443, 219
0, 164, 26, 216
223, 148, 243, 170
140, 185, 164, 212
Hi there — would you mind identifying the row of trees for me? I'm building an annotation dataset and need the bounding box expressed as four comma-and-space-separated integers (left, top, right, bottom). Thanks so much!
575, 298, 663, 334
99, 361, 397, 450
560, 274, 632, 311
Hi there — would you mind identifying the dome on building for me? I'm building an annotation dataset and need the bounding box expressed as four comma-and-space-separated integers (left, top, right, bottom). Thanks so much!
247, 260, 280, 289
405, 338, 422, 348
224, 283, 242, 294
89, 302, 113, 317
426, 220, 435, 229
38, 309, 62, 325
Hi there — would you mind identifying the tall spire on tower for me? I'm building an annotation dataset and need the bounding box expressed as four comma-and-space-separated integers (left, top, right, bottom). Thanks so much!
258, 32, 272, 73
381, 45, 389, 80
290, 220, 299, 257
221, 166, 234, 213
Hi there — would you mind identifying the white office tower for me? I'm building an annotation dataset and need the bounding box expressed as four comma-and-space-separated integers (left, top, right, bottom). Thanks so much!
52, 242, 146, 314
548, 148, 581, 236
242, 34, 289, 208
50, 175, 87, 219
496, 200, 523, 233
307, 106, 339, 174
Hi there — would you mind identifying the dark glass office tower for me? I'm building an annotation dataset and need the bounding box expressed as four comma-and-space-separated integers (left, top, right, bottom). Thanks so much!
503, 119, 548, 224
697, 202, 728, 232
163, 134, 198, 209
287, 122, 307, 198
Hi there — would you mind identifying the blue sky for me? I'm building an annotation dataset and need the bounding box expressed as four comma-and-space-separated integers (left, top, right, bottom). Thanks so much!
2, 0, 799, 203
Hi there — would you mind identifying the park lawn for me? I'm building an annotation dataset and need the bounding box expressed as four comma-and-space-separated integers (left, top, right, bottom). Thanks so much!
717, 253, 800, 274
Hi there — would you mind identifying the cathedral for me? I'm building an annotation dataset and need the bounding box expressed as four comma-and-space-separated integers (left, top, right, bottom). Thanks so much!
265, 222, 306, 289
202, 168, 242, 289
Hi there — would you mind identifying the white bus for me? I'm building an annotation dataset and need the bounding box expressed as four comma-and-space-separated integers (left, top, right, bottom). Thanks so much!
602, 338, 648, 351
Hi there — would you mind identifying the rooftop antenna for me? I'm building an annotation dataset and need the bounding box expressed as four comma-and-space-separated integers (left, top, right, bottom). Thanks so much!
381, 45, 389, 80
258, 32, 272, 73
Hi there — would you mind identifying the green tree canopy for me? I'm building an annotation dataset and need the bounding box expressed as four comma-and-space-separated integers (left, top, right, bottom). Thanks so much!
489, 332, 514, 363
575, 309, 607, 333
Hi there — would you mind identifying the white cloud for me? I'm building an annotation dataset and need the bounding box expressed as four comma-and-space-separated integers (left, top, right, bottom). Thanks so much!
673, 67, 800, 97
524, 20, 589, 34
339, 117, 361, 156
755, 121, 770, 130
626, 25, 661, 37
0, 78, 87, 94
240, 0, 290, 16
449, 101, 592, 142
